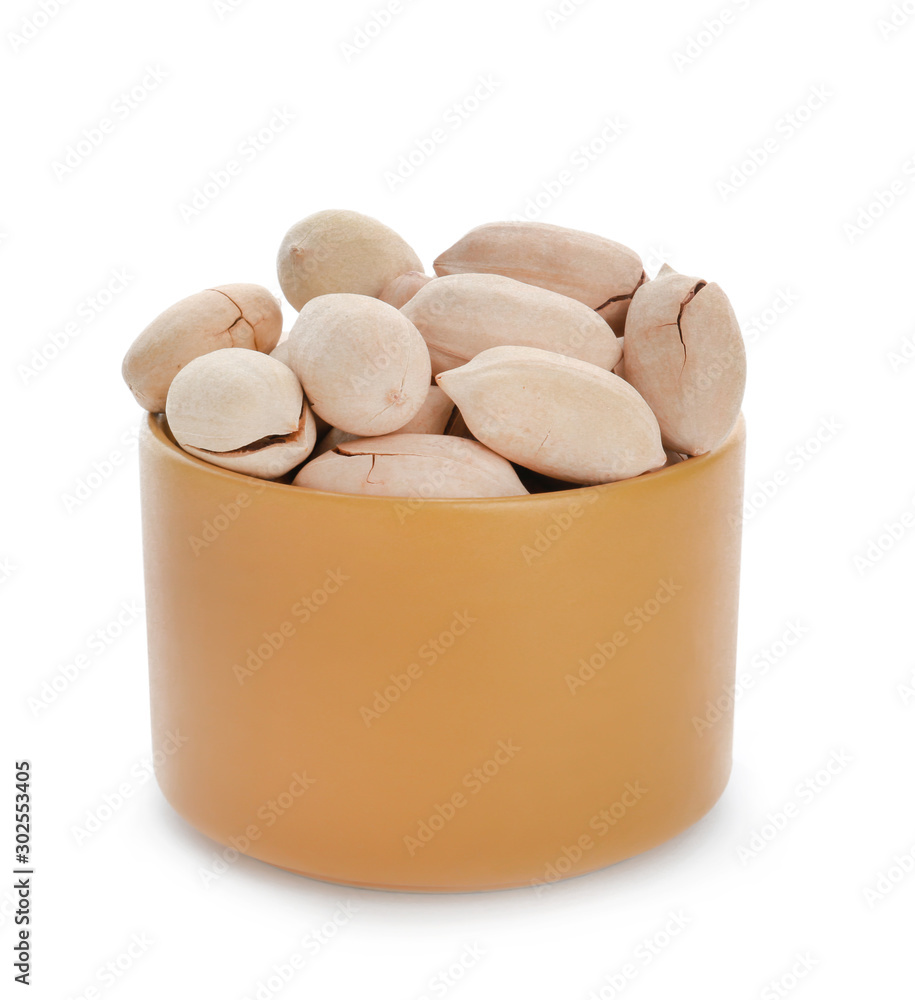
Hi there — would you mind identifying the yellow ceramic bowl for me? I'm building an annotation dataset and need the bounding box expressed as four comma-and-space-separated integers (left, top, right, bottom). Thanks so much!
140, 413, 745, 892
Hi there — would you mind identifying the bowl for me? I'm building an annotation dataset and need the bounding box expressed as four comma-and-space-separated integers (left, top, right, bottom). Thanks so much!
139, 412, 745, 892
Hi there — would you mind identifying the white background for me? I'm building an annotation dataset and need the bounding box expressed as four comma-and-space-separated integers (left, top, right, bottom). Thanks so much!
3, 0, 915, 996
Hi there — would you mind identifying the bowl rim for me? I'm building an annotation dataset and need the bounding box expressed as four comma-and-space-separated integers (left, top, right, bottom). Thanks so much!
143, 411, 746, 507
